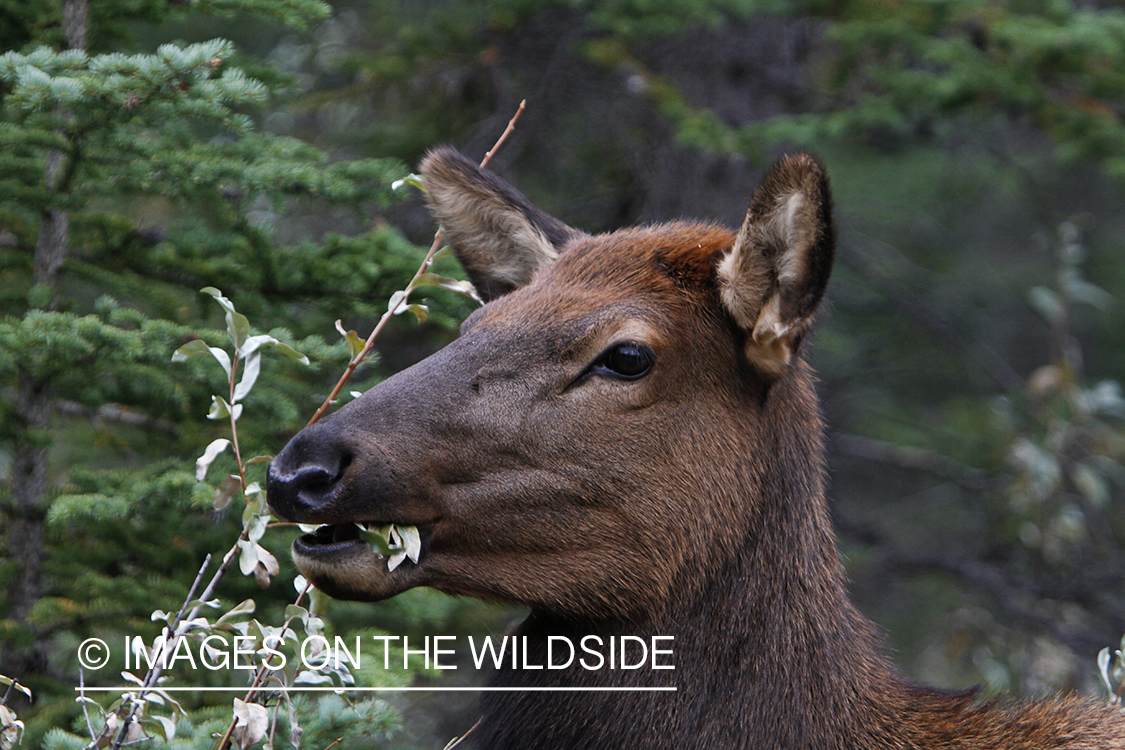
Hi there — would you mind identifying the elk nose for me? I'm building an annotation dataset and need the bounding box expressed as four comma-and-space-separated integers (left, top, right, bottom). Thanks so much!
266, 433, 351, 522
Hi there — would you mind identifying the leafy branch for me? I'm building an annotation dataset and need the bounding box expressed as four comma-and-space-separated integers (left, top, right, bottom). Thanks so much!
76, 102, 530, 750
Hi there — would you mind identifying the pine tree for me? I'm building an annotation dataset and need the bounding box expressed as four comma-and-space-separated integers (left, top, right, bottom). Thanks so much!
0, 1, 451, 743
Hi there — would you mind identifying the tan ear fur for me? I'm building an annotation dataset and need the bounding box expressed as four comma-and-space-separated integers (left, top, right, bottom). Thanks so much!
420, 147, 583, 301
717, 153, 834, 379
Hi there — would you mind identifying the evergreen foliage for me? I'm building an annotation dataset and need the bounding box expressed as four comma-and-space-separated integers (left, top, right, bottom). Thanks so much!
2, 0, 1124, 747
0, 0, 466, 747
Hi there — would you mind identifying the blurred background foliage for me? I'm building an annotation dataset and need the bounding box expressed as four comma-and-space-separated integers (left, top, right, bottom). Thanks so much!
1, 0, 1124, 747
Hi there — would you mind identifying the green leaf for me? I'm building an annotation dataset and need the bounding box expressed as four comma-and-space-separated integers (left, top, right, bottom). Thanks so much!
1070, 463, 1109, 508
284, 604, 309, 627
387, 289, 410, 313
395, 303, 429, 323
196, 438, 231, 481
0, 676, 31, 700
1028, 286, 1062, 323
202, 287, 250, 348
237, 539, 259, 575
356, 523, 394, 555
216, 599, 256, 626
208, 395, 230, 420
391, 173, 425, 192
171, 338, 210, 361
208, 395, 242, 421
233, 351, 261, 402
1099, 647, 1114, 694
185, 598, 222, 610
246, 512, 268, 544
150, 715, 176, 742
172, 339, 232, 376
335, 320, 366, 359
410, 272, 482, 304
398, 524, 422, 564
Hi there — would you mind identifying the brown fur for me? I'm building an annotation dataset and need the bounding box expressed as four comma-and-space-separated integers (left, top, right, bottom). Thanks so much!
267, 150, 1125, 749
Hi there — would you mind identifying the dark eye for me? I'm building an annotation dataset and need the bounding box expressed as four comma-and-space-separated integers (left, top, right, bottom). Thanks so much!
598, 343, 655, 380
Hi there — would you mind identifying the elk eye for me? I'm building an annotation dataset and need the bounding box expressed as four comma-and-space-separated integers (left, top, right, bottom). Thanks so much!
598, 343, 655, 380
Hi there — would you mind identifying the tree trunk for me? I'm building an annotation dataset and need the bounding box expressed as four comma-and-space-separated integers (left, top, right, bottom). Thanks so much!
0, 0, 86, 688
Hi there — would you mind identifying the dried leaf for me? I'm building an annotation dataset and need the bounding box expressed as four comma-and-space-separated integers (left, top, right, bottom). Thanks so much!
0, 705, 24, 750
231, 698, 269, 750
213, 474, 241, 510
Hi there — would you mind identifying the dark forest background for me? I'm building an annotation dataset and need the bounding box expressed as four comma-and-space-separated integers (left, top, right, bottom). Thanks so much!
2, 0, 1125, 748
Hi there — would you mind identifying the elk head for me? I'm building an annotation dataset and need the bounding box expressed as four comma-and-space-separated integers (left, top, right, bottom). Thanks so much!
266, 148, 834, 624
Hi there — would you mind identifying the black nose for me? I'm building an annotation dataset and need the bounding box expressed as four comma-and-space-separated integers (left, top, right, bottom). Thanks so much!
266, 428, 352, 523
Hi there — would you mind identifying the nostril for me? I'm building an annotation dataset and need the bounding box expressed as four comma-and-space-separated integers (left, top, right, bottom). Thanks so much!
292, 454, 351, 495
267, 447, 352, 520
292, 465, 335, 494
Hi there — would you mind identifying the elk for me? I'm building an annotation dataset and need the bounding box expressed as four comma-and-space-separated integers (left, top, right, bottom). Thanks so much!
267, 148, 1125, 749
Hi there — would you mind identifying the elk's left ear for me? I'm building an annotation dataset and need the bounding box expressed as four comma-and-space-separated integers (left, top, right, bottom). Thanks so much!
717, 153, 834, 379
420, 147, 583, 302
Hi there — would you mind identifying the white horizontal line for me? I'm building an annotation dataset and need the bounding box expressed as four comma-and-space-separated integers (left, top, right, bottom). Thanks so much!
76, 686, 677, 693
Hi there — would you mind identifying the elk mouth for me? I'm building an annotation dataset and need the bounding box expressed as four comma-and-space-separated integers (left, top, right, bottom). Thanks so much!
297, 521, 364, 549
295, 520, 427, 557
291, 520, 434, 601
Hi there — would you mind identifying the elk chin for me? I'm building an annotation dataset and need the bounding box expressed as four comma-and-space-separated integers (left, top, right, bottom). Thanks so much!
291, 523, 425, 601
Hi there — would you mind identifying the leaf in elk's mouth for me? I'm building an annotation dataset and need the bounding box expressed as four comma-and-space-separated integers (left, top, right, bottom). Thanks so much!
355, 523, 422, 571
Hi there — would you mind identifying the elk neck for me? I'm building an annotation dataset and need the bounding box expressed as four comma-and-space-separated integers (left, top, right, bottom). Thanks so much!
474, 359, 910, 749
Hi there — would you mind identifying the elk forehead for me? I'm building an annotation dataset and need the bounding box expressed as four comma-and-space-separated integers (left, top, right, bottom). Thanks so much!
546, 222, 734, 292
463, 222, 736, 334
445, 226, 739, 401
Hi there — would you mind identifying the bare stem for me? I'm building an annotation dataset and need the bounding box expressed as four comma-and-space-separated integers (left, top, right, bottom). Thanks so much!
228, 353, 248, 488
305, 100, 527, 428
443, 718, 482, 750
78, 671, 96, 740
104, 554, 214, 750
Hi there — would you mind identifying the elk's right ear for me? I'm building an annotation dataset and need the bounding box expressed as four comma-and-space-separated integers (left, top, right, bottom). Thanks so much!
717, 153, 834, 380
420, 147, 582, 301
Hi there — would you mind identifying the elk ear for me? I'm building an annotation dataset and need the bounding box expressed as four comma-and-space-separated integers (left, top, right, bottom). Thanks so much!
420, 147, 582, 302
716, 153, 834, 379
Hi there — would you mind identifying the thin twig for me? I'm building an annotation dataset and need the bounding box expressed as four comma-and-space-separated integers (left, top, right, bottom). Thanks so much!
305, 100, 527, 428
106, 555, 214, 750
227, 352, 248, 489
480, 100, 525, 169
79, 670, 96, 741
443, 717, 482, 750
